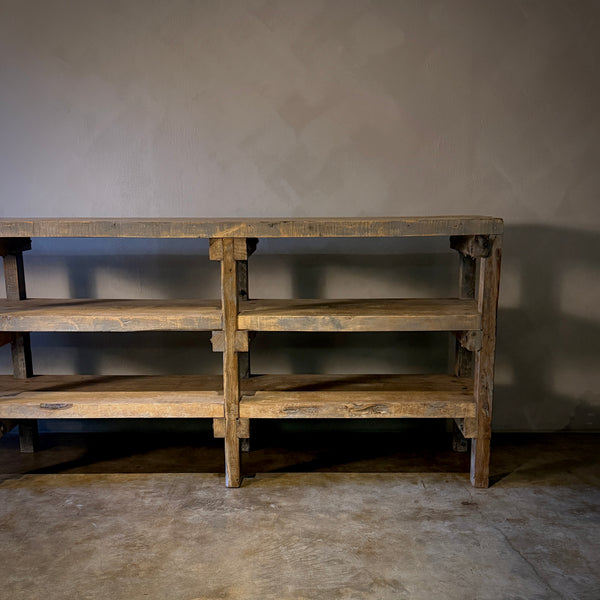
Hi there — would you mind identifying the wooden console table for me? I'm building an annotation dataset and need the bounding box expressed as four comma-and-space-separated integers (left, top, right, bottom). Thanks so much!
0, 217, 503, 487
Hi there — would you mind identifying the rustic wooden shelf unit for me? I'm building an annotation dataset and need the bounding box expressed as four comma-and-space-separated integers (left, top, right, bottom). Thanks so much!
0, 217, 502, 488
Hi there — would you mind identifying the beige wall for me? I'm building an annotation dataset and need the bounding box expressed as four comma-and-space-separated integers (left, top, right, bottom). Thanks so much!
0, 1, 599, 430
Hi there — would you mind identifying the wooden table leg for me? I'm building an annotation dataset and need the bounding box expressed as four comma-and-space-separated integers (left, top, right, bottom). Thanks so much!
2, 238, 37, 453
471, 235, 502, 487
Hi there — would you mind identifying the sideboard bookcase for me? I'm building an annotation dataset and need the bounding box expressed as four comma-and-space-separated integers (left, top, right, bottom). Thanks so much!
0, 217, 502, 488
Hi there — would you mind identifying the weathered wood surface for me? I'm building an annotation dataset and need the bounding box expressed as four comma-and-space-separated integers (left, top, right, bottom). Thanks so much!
471, 235, 502, 488
0, 217, 503, 238
18, 420, 38, 453
0, 299, 222, 331
213, 417, 250, 438
3, 250, 34, 378
238, 299, 481, 332
453, 251, 477, 451
450, 235, 493, 258
0, 392, 223, 419
239, 374, 473, 418
220, 239, 242, 487
0, 375, 224, 419
0, 374, 223, 393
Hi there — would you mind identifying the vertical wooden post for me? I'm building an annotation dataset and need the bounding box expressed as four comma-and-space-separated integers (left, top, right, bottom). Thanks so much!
453, 252, 476, 452
237, 254, 251, 453
471, 235, 502, 488
1, 238, 38, 453
221, 238, 242, 487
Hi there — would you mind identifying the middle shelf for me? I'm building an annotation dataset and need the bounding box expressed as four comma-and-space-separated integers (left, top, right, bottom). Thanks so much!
0, 298, 480, 333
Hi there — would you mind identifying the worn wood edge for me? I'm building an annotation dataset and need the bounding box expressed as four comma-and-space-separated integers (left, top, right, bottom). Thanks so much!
0, 391, 224, 419
0, 299, 223, 332
0, 217, 504, 238
239, 391, 475, 419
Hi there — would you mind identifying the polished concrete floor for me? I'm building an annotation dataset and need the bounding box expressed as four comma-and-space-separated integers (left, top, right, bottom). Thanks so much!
0, 427, 598, 600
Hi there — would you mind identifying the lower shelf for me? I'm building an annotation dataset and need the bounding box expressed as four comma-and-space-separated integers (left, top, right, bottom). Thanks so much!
0, 375, 224, 419
241, 374, 474, 419
0, 374, 474, 421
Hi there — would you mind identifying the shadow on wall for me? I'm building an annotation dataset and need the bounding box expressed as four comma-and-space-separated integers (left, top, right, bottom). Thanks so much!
1, 225, 598, 433
494, 224, 600, 432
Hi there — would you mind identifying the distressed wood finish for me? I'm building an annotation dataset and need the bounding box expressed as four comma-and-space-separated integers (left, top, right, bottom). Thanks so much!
0, 299, 222, 331
238, 299, 480, 332
0, 217, 502, 488
240, 375, 474, 419
0, 375, 223, 419
452, 250, 478, 451
220, 239, 242, 487
471, 235, 502, 487
0, 392, 223, 419
2, 238, 37, 452
0, 217, 503, 239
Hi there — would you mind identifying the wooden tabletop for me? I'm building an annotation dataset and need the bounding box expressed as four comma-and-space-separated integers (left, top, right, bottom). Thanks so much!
0, 216, 503, 238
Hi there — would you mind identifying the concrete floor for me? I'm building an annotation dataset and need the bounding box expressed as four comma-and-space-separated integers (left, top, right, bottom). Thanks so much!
0, 429, 598, 600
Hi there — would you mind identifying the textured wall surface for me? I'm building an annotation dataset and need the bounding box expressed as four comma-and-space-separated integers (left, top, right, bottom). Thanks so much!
0, 0, 599, 430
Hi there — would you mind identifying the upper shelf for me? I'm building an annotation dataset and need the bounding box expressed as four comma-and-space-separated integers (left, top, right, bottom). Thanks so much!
0, 299, 222, 332
0, 217, 503, 239
238, 299, 480, 332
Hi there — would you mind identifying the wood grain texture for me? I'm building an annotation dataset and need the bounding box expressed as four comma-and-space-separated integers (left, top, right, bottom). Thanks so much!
0, 299, 222, 331
471, 235, 502, 488
238, 299, 481, 332
18, 420, 38, 453
3, 250, 34, 382
0, 375, 224, 419
221, 239, 242, 487
240, 374, 473, 418
0, 217, 503, 238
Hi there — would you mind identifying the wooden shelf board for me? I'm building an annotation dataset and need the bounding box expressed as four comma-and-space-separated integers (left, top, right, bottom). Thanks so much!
0, 375, 223, 419
0, 299, 222, 332
238, 299, 481, 332
239, 374, 474, 419
0, 217, 503, 238
0, 373, 474, 419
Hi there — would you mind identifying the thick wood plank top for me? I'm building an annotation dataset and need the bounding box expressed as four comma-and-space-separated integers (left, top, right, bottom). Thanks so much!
0, 299, 222, 331
238, 299, 481, 332
240, 374, 474, 419
0, 217, 503, 238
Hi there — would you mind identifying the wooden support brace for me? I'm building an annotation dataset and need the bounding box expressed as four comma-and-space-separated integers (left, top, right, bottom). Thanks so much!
0, 420, 17, 439
454, 330, 482, 352
213, 418, 250, 439
454, 417, 477, 439
211, 330, 249, 353
0, 332, 14, 348
2, 237, 36, 452
450, 235, 492, 259
18, 421, 39, 453
0, 238, 32, 257
209, 238, 258, 261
